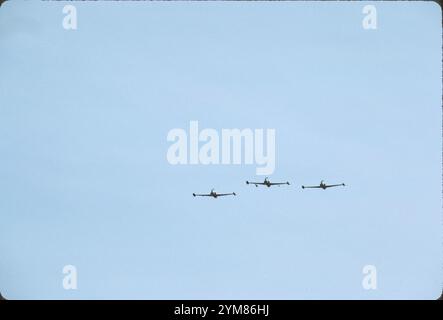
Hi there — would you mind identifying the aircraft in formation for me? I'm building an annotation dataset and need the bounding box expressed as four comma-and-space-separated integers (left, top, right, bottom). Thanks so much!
302, 180, 345, 190
193, 189, 236, 198
193, 179, 346, 198
246, 177, 290, 188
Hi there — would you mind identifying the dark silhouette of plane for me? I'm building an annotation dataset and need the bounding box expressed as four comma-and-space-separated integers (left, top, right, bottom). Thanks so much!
246, 177, 290, 188
302, 180, 345, 190
193, 189, 236, 198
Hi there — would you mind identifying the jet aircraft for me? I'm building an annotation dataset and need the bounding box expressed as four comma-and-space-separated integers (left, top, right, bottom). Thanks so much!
246, 177, 290, 188
302, 180, 345, 190
193, 189, 236, 198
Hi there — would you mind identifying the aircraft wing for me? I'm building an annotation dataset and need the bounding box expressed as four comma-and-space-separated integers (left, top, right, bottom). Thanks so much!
325, 184, 344, 188
217, 193, 236, 197
247, 181, 266, 185
269, 182, 289, 186
302, 185, 322, 189
193, 193, 211, 197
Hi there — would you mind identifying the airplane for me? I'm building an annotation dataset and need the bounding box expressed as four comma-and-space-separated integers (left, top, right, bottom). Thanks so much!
246, 177, 290, 188
302, 180, 345, 190
193, 189, 236, 198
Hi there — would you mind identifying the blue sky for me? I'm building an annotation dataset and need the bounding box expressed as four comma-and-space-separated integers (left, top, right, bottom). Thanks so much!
0, 1, 441, 299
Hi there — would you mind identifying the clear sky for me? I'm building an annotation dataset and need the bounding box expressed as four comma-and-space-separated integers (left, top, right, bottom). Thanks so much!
0, 1, 441, 299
